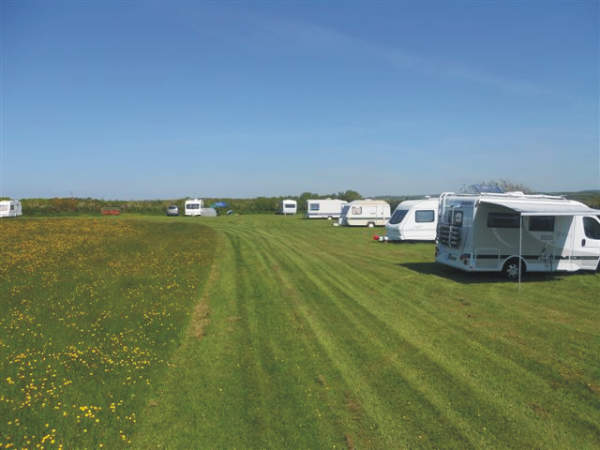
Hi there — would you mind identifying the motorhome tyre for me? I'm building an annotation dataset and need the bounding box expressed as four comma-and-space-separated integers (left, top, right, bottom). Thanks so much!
503, 258, 525, 281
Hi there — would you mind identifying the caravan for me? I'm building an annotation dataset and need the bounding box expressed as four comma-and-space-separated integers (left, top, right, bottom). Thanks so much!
435, 192, 600, 279
0, 199, 22, 218
280, 199, 297, 215
338, 200, 390, 227
184, 198, 203, 216
378, 197, 439, 241
306, 199, 348, 219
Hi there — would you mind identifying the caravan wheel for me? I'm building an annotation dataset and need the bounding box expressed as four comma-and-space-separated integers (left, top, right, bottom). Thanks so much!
367, 222, 375, 228
503, 258, 525, 281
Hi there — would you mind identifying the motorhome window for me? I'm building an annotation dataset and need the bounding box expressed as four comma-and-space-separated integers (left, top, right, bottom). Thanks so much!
389, 209, 408, 224
487, 212, 520, 228
529, 216, 554, 232
351, 206, 362, 215
453, 211, 463, 226
415, 210, 435, 223
583, 217, 600, 239
309, 204, 320, 211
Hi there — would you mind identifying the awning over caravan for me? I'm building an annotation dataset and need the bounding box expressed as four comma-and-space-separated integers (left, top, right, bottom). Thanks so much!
479, 198, 600, 216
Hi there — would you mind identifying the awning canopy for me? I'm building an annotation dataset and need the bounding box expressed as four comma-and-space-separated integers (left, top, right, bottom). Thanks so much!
479, 198, 600, 216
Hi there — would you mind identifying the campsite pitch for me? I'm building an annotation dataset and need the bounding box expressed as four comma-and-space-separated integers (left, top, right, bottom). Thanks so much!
1, 215, 599, 448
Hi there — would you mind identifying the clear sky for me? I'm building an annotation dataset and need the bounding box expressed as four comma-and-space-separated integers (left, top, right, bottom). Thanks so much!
1, 0, 599, 199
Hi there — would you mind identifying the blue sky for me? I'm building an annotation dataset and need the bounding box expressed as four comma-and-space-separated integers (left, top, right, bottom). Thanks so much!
1, 0, 598, 199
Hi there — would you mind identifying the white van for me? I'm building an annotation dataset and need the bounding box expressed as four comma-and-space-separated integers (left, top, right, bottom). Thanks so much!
281, 199, 297, 215
380, 197, 439, 241
435, 192, 600, 279
338, 200, 390, 227
306, 199, 347, 219
0, 200, 22, 218
184, 198, 203, 216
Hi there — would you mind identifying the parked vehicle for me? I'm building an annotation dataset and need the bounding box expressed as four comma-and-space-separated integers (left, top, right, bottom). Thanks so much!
377, 197, 439, 241
435, 192, 600, 279
166, 205, 179, 216
280, 199, 297, 215
306, 199, 348, 219
0, 199, 22, 218
338, 200, 390, 227
184, 198, 203, 216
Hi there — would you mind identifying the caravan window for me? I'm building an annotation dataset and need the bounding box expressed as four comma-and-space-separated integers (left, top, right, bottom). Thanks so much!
309, 203, 320, 211
389, 209, 408, 224
453, 210, 463, 226
351, 206, 362, 215
583, 217, 600, 239
487, 212, 520, 228
284, 203, 295, 209
415, 210, 435, 223
529, 216, 554, 232
187, 203, 200, 210
0, 204, 8, 211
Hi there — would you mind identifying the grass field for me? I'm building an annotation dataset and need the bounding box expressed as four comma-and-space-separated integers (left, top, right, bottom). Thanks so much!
2, 215, 599, 448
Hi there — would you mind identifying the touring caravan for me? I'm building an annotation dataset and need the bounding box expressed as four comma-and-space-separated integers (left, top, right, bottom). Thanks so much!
377, 197, 439, 241
0, 199, 22, 218
184, 198, 203, 216
281, 199, 297, 215
338, 200, 391, 227
306, 199, 348, 219
435, 192, 600, 279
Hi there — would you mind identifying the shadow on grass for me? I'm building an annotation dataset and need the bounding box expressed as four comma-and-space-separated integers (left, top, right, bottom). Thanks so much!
398, 262, 575, 284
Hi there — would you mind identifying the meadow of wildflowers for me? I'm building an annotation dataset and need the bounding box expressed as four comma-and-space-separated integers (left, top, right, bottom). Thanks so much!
1, 218, 216, 449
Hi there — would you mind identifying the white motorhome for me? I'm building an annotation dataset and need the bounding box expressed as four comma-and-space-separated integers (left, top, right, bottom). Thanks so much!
184, 198, 203, 216
338, 200, 391, 227
281, 199, 297, 215
0, 200, 22, 218
435, 192, 600, 279
379, 197, 439, 241
306, 199, 348, 219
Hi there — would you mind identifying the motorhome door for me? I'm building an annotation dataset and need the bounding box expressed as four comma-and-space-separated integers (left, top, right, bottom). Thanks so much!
527, 216, 556, 270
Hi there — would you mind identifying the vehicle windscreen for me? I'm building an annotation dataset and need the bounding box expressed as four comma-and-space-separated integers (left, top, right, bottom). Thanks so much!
389, 209, 408, 225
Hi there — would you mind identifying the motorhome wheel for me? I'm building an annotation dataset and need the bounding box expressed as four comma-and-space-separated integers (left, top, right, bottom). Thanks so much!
503, 258, 525, 281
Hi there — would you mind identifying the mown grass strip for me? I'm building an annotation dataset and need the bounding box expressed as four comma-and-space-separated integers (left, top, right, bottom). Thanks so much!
135, 215, 599, 448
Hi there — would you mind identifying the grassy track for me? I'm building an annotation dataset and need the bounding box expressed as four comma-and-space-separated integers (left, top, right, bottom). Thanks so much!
136, 215, 599, 448
2, 215, 599, 448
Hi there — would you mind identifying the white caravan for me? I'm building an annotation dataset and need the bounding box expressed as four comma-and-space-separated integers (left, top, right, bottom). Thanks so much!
306, 199, 348, 219
0, 200, 22, 218
184, 198, 203, 216
281, 199, 297, 215
435, 192, 600, 279
379, 197, 439, 241
338, 200, 391, 227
